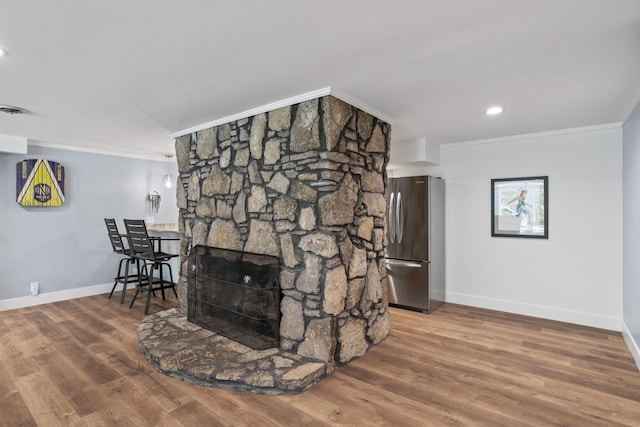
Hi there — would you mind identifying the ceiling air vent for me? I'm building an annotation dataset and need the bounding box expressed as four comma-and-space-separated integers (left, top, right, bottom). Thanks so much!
0, 104, 27, 115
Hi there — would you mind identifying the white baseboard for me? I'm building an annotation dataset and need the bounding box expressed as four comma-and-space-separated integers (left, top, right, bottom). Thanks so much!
622, 321, 640, 372
0, 282, 119, 312
445, 291, 623, 331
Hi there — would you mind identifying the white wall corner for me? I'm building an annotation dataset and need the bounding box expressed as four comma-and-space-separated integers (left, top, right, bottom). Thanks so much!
389, 137, 440, 168
0, 134, 28, 154
622, 321, 640, 372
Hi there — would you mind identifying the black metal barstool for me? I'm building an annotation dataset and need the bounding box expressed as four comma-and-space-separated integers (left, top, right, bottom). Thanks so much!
104, 218, 141, 304
123, 219, 178, 315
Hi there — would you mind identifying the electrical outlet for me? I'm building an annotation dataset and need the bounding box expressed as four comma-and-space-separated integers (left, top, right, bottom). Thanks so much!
30, 281, 39, 296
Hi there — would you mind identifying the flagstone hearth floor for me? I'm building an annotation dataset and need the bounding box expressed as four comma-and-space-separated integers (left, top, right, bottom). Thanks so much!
137, 308, 329, 395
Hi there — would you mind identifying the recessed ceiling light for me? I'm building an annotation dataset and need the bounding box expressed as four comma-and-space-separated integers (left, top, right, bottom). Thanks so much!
0, 48, 6, 56
486, 106, 504, 115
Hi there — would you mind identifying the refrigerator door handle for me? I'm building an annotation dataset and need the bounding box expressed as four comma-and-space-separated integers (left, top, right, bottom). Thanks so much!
388, 192, 396, 243
385, 259, 423, 268
396, 191, 404, 243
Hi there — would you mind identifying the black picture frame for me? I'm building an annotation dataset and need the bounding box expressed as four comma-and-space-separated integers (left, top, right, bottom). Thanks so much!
491, 176, 548, 239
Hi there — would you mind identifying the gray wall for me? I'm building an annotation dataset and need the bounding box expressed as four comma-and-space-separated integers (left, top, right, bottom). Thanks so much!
0, 145, 178, 300
624, 100, 640, 351
391, 125, 623, 330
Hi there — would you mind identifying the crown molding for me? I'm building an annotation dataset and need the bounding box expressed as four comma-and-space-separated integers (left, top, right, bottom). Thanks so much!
328, 88, 395, 125
171, 87, 394, 138
441, 123, 623, 150
26, 140, 170, 162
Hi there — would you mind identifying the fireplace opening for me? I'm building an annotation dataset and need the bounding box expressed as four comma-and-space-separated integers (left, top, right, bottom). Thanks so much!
187, 246, 281, 350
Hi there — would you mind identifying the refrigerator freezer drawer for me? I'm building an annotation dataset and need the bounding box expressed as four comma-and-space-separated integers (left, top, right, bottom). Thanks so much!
386, 259, 438, 313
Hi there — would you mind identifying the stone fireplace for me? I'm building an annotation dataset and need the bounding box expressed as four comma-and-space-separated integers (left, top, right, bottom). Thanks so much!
137, 95, 391, 394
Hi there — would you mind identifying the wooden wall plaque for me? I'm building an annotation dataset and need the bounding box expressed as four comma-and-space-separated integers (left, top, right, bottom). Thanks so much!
16, 159, 66, 207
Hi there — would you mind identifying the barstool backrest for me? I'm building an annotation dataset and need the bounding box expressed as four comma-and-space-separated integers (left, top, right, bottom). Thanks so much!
105, 218, 128, 255
123, 219, 156, 261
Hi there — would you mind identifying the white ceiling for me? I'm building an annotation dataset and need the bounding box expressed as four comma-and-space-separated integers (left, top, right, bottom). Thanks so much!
1, 1, 639, 160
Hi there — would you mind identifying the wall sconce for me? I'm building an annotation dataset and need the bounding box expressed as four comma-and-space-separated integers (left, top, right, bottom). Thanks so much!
146, 190, 161, 224
147, 191, 161, 213
163, 154, 174, 188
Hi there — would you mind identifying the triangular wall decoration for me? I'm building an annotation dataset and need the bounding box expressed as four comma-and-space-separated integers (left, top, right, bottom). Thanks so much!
16, 159, 66, 207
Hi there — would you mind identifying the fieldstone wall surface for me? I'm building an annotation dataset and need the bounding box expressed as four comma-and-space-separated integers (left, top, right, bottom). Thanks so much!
174, 95, 391, 368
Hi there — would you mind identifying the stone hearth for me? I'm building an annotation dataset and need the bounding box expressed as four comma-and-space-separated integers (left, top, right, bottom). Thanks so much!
139, 309, 326, 394
138, 95, 391, 393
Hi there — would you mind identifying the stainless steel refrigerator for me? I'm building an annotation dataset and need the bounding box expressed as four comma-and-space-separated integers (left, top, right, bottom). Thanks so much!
385, 175, 445, 313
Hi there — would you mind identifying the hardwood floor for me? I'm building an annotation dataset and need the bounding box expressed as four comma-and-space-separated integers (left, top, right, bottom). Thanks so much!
1, 294, 639, 426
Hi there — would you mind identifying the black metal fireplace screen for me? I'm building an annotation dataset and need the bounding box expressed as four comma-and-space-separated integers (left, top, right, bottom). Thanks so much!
187, 246, 281, 350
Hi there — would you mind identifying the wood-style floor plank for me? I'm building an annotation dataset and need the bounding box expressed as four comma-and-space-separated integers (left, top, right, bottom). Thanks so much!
1, 293, 640, 426
0, 362, 37, 427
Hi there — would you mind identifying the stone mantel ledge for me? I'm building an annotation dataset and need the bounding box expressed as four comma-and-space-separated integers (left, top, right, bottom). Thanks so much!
138, 308, 328, 395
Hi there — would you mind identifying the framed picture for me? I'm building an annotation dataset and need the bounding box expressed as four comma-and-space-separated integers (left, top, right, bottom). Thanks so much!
491, 176, 548, 239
